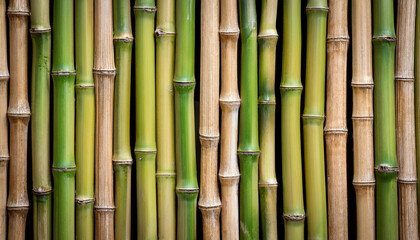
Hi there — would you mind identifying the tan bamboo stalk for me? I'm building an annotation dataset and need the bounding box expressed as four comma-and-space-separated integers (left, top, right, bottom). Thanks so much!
93, 0, 116, 237
218, 0, 240, 239
395, 0, 418, 238
351, 0, 375, 239
198, 0, 221, 239
325, 0, 349, 239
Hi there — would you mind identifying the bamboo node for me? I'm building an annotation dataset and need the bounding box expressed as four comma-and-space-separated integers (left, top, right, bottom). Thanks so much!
94, 206, 115, 211
279, 85, 303, 90
51, 166, 77, 171
7, 205, 30, 211
258, 100, 276, 105
352, 180, 376, 187
51, 71, 76, 76
351, 82, 374, 88
237, 150, 260, 156
112, 160, 133, 165
134, 149, 157, 154
258, 182, 278, 187
306, 6, 329, 12
326, 36, 350, 43
76, 198, 95, 205
199, 135, 220, 142
156, 173, 176, 177
257, 33, 278, 39
0, 156, 9, 162
7, 110, 31, 118
394, 76, 414, 82
219, 29, 240, 36
155, 29, 176, 37
32, 188, 52, 196
302, 114, 325, 120
75, 83, 95, 88
133, 6, 157, 13
0, 74, 9, 81
352, 115, 373, 121
219, 174, 241, 179
198, 203, 222, 210
113, 36, 134, 42
372, 36, 396, 42
324, 128, 348, 135
7, 9, 30, 16
283, 214, 306, 222
397, 178, 417, 184
92, 69, 116, 76
30, 28, 51, 34
375, 164, 398, 173
176, 188, 199, 193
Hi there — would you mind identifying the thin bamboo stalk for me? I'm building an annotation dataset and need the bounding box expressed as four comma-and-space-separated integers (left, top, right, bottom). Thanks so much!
280, 0, 305, 238
325, 0, 349, 239
93, 0, 116, 237
113, 0, 133, 239
218, 0, 240, 238
351, 0, 375, 239
155, 0, 176, 239
7, 0, 30, 239
395, 0, 418, 238
416, 0, 420, 233
302, 0, 328, 239
372, 0, 399, 238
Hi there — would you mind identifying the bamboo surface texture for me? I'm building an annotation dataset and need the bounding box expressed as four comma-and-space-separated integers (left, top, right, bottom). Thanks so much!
7, 0, 30, 239
218, 0, 240, 239
351, 0, 375, 239
325, 0, 349, 239
416, 0, 420, 233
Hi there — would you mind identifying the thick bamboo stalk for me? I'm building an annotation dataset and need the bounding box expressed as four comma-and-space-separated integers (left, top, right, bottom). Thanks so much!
155, 0, 176, 239
238, 0, 259, 239
395, 0, 418, 238
280, 0, 305, 239
373, 0, 399, 239
174, 0, 199, 238
218, 0, 240, 239
113, 0, 133, 239
7, 0, 30, 239
75, 0, 94, 238
302, 0, 328, 239
93, 0, 116, 237
198, 0, 221, 239
351, 0, 375, 239
325, 0, 349, 239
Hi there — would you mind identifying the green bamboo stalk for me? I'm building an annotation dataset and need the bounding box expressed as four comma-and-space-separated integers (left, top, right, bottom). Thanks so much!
134, 0, 157, 239
52, 0, 76, 238
302, 0, 328, 239
75, 0, 94, 238
258, 0, 278, 239
174, 0, 198, 238
238, 0, 259, 239
373, 0, 398, 239
280, 0, 305, 239
31, 0, 52, 238
156, 0, 176, 239
113, 0, 133, 239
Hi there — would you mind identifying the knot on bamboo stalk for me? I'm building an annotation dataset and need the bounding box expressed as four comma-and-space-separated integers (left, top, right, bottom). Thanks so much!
375, 164, 398, 173
283, 213, 305, 222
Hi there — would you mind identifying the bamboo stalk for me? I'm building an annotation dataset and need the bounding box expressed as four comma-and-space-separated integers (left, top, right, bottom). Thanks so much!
325, 0, 349, 239
302, 0, 328, 239
280, 0, 305, 238
416, 0, 420, 233
93, 0, 116, 237
238, 0, 259, 239
174, 0, 199, 238
395, 0, 418, 238
155, 0, 176, 239
113, 0, 133, 239
75, 0, 94, 238
218, 0, 240, 238
351, 0, 375, 239
31, 0, 52, 238
7, 0, 30, 239
372, 0, 399, 238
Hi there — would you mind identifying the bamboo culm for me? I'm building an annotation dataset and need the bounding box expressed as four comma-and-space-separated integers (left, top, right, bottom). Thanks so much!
416, 0, 420, 232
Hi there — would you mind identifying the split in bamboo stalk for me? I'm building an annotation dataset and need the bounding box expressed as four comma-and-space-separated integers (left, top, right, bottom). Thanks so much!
218, 0, 240, 238
303, 0, 328, 238
7, 0, 30, 239
351, 0, 375, 239
174, 0, 199, 238
373, 0, 399, 238
280, 0, 305, 238
93, 0, 116, 237
134, 0, 158, 239
238, 0, 260, 239
75, 0, 94, 238
155, 0, 176, 238
113, 0, 133, 238
325, 0, 349, 239
396, 0, 418, 238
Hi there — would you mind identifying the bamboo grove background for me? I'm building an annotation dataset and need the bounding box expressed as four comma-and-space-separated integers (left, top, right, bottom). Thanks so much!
1, 0, 418, 239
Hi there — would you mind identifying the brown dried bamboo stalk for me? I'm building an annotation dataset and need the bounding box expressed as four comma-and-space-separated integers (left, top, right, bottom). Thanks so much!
325, 0, 349, 239
93, 0, 116, 238
395, 0, 418, 238
218, 0, 240, 238
198, 0, 221, 239
351, 0, 375, 239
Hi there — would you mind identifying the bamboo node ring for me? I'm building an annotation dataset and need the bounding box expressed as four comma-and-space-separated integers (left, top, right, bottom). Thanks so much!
302, 115, 325, 120
7, 9, 30, 16
75, 198, 95, 205
51, 71, 76, 76
133, 6, 157, 13
112, 160, 133, 165
372, 36, 396, 42
397, 178, 417, 184
394, 76, 415, 82
51, 166, 77, 171
92, 69, 116, 75
176, 188, 199, 193
219, 29, 240, 36
306, 6, 329, 12
75, 83, 95, 88
155, 29, 176, 37
32, 188, 53, 196
113, 37, 134, 42
237, 150, 260, 156
324, 128, 348, 135
0, 156, 9, 162
156, 173, 176, 177
352, 181, 376, 187
94, 206, 116, 211
283, 214, 306, 221
30, 28, 52, 34
257, 33, 278, 39
326, 36, 350, 42
375, 164, 398, 173
258, 100, 276, 105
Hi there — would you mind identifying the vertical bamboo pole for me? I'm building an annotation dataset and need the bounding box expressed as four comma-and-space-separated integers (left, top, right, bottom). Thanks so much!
395, 0, 418, 238
94, 0, 116, 237
156, 0, 176, 239
219, 0, 240, 238
302, 0, 328, 239
325, 0, 349, 239
7, 0, 30, 239
351, 0, 375, 239
416, 0, 420, 233
113, 0, 133, 239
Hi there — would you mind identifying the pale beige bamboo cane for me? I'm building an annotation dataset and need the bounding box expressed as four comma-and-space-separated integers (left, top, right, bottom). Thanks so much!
198, 0, 221, 239
351, 0, 375, 239
395, 0, 418, 238
93, 0, 116, 238
218, 0, 240, 239
325, 0, 349, 239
